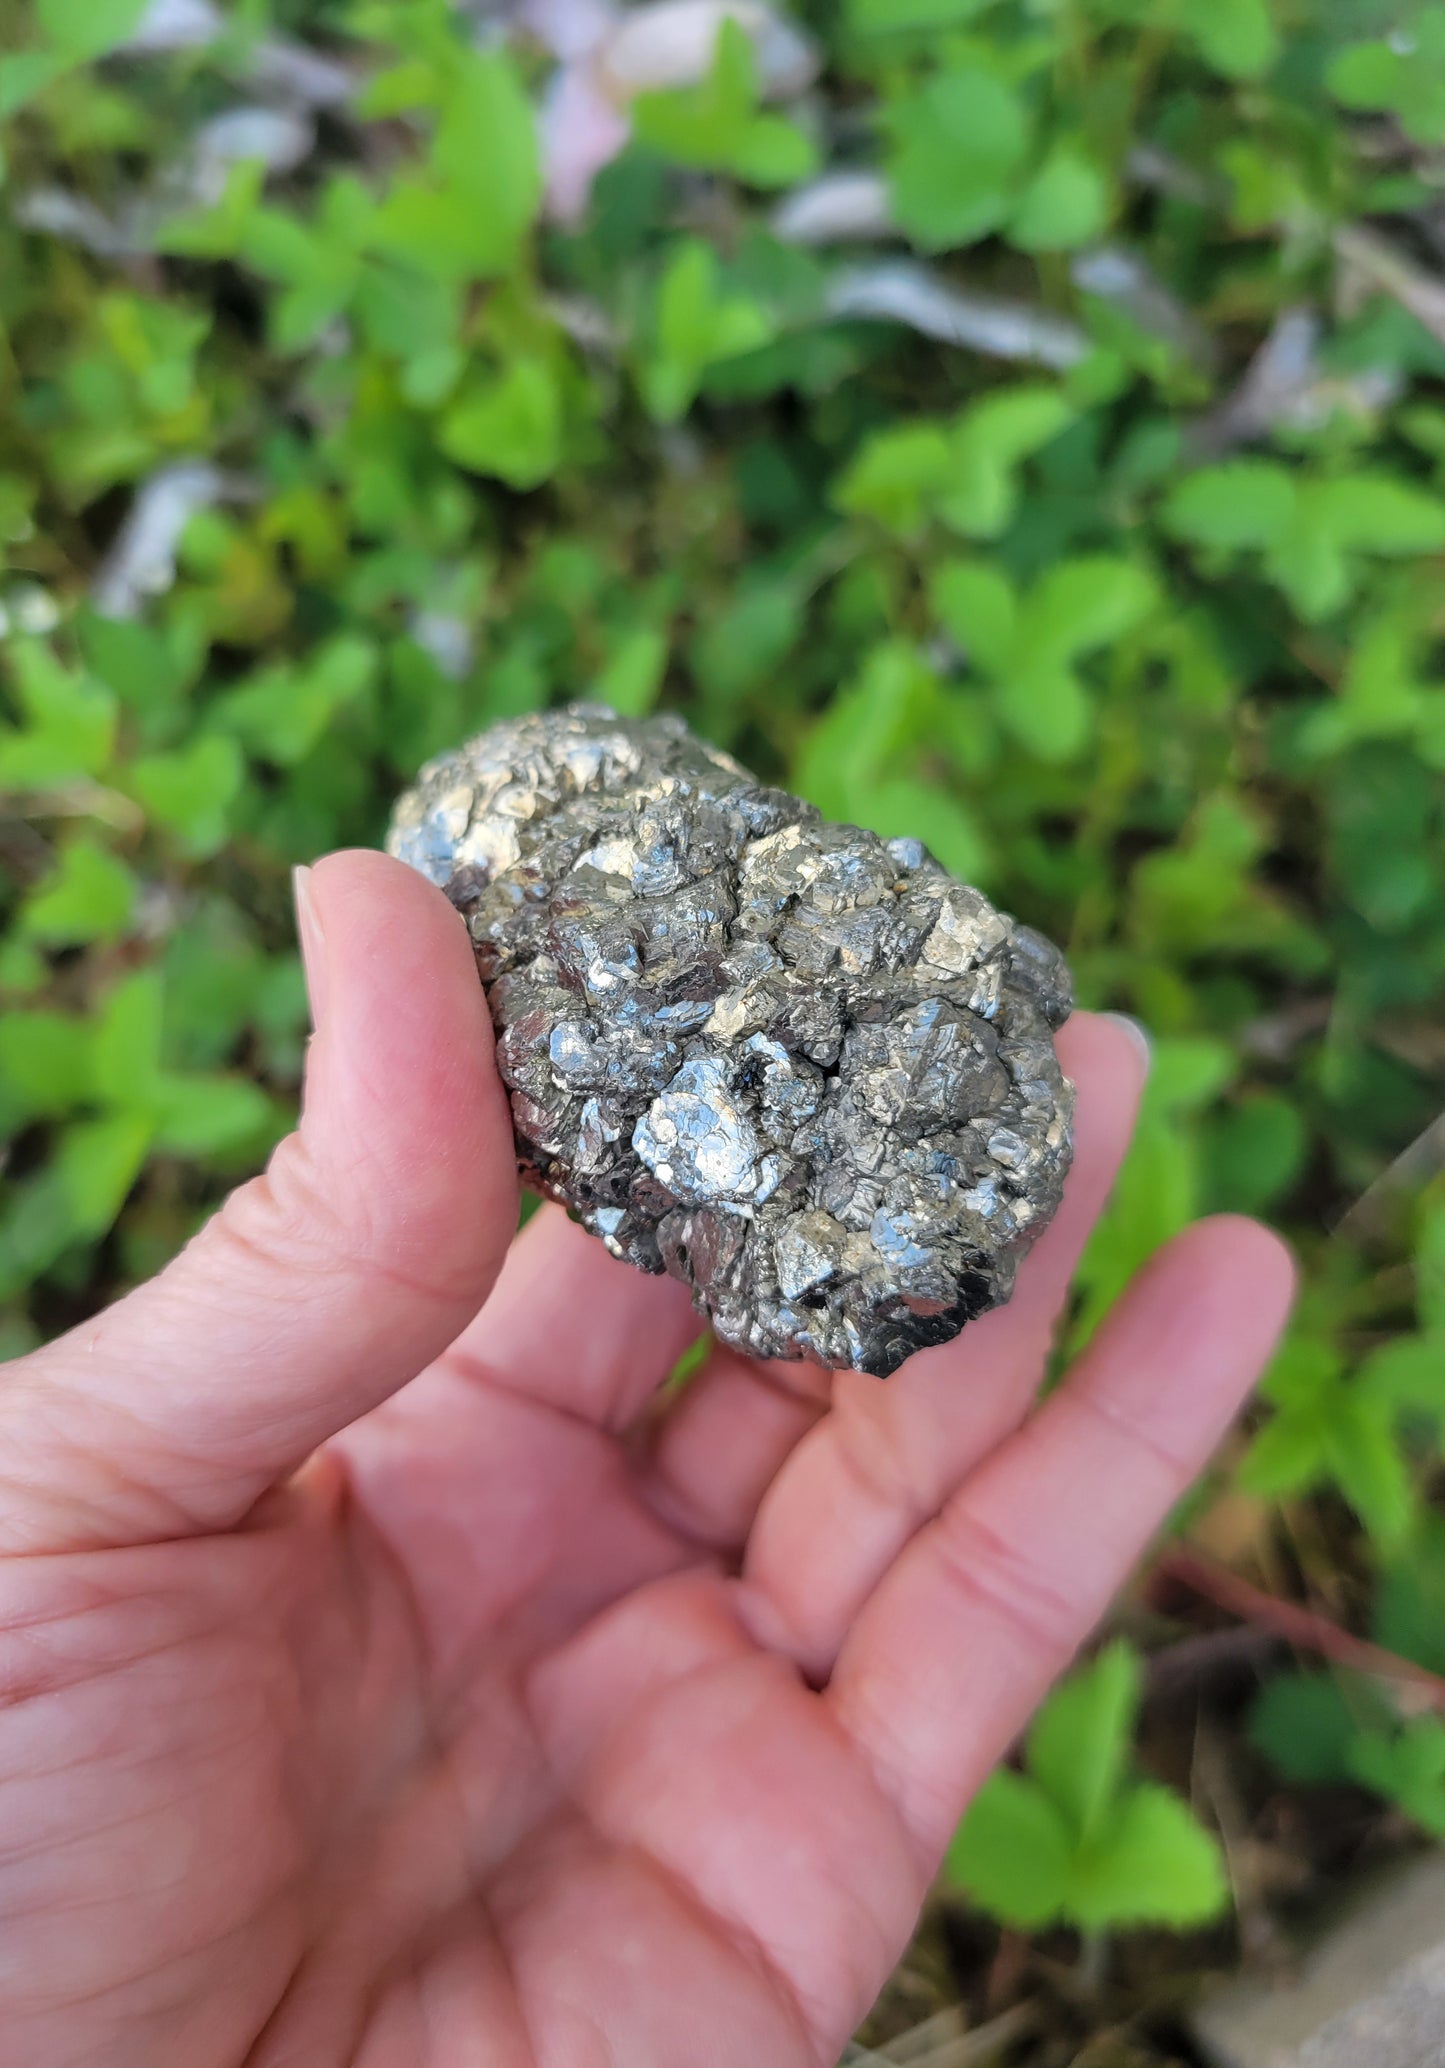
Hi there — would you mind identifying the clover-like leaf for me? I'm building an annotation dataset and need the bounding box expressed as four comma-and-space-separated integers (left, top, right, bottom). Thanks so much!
947, 1769, 1074, 1930
633, 20, 817, 190
1009, 145, 1112, 253
1068, 1784, 1228, 1931
441, 361, 563, 491
640, 240, 774, 422
886, 64, 1032, 251
20, 839, 135, 948
941, 387, 1075, 539
948, 1643, 1228, 1933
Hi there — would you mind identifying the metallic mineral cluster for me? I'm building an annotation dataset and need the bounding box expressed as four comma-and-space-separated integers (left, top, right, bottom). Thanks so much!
387, 705, 1074, 1378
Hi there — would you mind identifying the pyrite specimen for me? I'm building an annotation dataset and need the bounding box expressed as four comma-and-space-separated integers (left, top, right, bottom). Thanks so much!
387, 705, 1074, 1378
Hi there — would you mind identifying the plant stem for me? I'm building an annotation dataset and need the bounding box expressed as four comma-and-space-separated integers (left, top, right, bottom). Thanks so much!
1077, 1930, 1111, 1997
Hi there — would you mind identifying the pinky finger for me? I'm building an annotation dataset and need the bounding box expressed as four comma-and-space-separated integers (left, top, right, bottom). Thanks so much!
821, 1216, 1295, 1867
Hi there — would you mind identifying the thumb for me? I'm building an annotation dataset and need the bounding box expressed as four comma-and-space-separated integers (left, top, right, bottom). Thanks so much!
0, 851, 518, 1552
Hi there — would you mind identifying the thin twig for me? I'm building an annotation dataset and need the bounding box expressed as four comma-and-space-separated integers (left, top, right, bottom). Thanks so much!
1156, 1548, 1445, 1711
907, 2003, 1040, 2068
845, 2000, 1041, 2068
1333, 221, 1445, 348
876, 2006, 965, 2062
1334, 1108, 1445, 1244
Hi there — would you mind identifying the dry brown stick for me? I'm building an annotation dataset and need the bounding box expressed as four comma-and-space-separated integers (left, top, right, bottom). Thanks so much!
1155, 1548, 1445, 1711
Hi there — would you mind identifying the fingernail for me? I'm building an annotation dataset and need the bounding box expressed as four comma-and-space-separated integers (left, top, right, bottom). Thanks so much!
293, 865, 329, 1027
1101, 1011, 1152, 1073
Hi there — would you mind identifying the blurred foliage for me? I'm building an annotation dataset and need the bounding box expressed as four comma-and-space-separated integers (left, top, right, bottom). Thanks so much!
3, 0, 1445, 1963
949, 1642, 1228, 1930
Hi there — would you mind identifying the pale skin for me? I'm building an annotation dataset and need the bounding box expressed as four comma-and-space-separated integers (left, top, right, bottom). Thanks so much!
0, 852, 1295, 2068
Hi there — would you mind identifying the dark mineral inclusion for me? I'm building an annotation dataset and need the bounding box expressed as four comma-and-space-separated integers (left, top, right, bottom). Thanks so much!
387, 705, 1074, 1378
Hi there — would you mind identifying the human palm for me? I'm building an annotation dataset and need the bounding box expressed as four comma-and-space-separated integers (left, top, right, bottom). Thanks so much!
0, 854, 1292, 2068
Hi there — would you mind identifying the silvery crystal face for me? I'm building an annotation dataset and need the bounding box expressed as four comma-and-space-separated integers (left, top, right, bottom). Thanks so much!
387, 705, 1075, 1379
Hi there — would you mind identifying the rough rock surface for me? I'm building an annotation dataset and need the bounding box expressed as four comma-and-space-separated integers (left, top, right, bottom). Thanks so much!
1194, 1850, 1445, 2068
387, 705, 1074, 1377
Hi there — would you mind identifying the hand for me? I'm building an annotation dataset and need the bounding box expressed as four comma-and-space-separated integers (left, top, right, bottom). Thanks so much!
0, 852, 1293, 2068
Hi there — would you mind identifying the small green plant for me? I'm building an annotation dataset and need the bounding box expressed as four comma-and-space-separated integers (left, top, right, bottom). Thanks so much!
1251, 1507, 1445, 1835
633, 20, 817, 189
946, 1643, 1228, 1932
1238, 1202, 1445, 1546
1252, 1669, 1445, 1838
1162, 462, 1445, 623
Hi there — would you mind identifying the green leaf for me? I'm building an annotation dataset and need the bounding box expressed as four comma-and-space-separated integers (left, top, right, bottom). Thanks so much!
211, 637, 377, 767
1329, 41, 1412, 112
0, 941, 46, 997
0, 51, 60, 118
0, 1011, 92, 1119
1204, 1093, 1307, 1213
129, 737, 245, 858
1173, 1027, 1258, 1118
158, 159, 267, 261
1070, 1783, 1228, 1931
1023, 557, 1157, 663
241, 205, 361, 349
1237, 1407, 1330, 1498
1179, 0, 1278, 79
596, 628, 670, 716
432, 49, 541, 251
1324, 1397, 1416, 1544
1418, 1202, 1445, 1336
1377, 1518, 1445, 1675
0, 643, 116, 787
994, 661, 1092, 762
55, 1112, 152, 1236
694, 584, 799, 703
867, 776, 987, 882
1250, 1671, 1364, 1785
848, 0, 992, 29
1350, 1717, 1445, 1836
1299, 608, 1427, 756
20, 839, 135, 948
1260, 1333, 1345, 1410
794, 640, 939, 821
372, 50, 539, 280
1309, 475, 1445, 555
833, 421, 954, 537
1265, 477, 1445, 621
1163, 462, 1297, 549
1359, 1336, 1445, 1423
37, 0, 148, 61
151, 1073, 275, 1157
887, 65, 1032, 251
929, 561, 1018, 672
640, 240, 773, 422
633, 17, 752, 165
946, 1769, 1073, 1929
1009, 147, 1111, 253
1028, 1642, 1141, 1842
92, 972, 164, 1106
77, 610, 189, 727
633, 19, 817, 189
941, 387, 1074, 539
1073, 1099, 1199, 1338
1329, 15, 1445, 146
441, 360, 563, 490
732, 114, 819, 189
